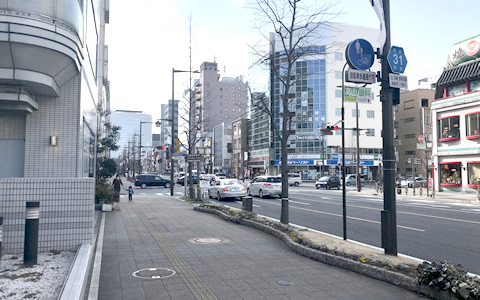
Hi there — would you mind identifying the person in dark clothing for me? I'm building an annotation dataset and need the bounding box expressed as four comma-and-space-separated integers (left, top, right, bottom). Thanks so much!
112, 175, 123, 202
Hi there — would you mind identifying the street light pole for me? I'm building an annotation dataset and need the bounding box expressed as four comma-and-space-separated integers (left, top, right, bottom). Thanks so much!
341, 62, 348, 241
356, 101, 362, 192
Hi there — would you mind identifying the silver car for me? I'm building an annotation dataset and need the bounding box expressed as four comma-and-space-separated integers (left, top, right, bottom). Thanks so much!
208, 179, 246, 200
247, 176, 282, 198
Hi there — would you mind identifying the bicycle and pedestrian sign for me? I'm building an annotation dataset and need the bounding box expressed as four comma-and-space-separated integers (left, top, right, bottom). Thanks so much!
345, 39, 375, 70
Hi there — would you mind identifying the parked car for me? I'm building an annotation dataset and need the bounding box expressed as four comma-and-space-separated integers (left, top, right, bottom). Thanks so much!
200, 173, 216, 183
208, 179, 246, 200
177, 175, 198, 186
315, 176, 341, 189
135, 175, 172, 189
344, 174, 366, 186
247, 176, 282, 198
215, 173, 226, 180
406, 177, 427, 188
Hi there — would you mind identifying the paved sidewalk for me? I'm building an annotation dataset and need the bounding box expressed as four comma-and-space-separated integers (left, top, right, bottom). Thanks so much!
97, 194, 426, 300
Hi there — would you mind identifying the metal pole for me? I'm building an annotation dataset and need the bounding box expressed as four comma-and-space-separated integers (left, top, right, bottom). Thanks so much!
171, 68, 175, 196
0, 216, 3, 264
139, 122, 142, 175
356, 101, 361, 192
341, 62, 347, 240
380, 0, 398, 255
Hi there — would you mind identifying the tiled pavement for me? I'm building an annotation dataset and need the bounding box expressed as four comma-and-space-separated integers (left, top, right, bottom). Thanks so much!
98, 194, 426, 300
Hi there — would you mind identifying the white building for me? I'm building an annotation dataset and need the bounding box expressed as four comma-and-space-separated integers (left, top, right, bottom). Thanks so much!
431, 35, 480, 194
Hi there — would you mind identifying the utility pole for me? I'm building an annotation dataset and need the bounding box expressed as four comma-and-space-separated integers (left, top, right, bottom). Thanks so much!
356, 101, 362, 192
380, 0, 398, 256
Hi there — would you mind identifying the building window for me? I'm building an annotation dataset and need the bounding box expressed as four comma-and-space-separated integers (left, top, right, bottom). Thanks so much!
404, 117, 415, 123
421, 98, 429, 107
225, 93, 228, 97
233, 93, 235, 97
335, 108, 341, 116
405, 150, 416, 155
367, 110, 374, 118
394, 121, 399, 128
335, 52, 343, 60
335, 89, 342, 98
439, 162, 462, 186
466, 112, 480, 139
352, 109, 359, 118
467, 162, 480, 187
404, 133, 416, 139
404, 100, 415, 110
438, 116, 460, 141
225, 108, 228, 111
232, 108, 235, 112
335, 71, 342, 79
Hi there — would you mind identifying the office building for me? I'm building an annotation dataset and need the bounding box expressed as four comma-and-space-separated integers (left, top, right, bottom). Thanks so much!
0, 0, 109, 253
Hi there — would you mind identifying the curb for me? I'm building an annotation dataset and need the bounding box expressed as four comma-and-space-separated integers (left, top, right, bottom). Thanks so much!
194, 206, 457, 300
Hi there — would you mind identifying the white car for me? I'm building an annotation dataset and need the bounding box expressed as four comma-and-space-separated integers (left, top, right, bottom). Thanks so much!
247, 176, 282, 198
278, 173, 303, 186
208, 179, 246, 200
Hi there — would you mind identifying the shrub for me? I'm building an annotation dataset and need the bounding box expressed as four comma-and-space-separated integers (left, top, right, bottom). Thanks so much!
417, 261, 480, 299
95, 182, 113, 204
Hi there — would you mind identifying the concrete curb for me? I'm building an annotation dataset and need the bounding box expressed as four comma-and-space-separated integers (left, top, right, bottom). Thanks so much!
194, 206, 457, 300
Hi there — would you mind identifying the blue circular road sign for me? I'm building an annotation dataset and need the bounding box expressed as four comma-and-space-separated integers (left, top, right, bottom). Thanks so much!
387, 46, 408, 74
345, 39, 375, 70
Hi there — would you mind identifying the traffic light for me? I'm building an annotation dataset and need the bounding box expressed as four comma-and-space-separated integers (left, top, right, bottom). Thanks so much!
156, 145, 165, 150
326, 125, 338, 131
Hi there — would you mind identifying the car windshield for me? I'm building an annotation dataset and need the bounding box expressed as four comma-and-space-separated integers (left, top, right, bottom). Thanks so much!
223, 180, 240, 185
319, 176, 330, 181
266, 177, 281, 183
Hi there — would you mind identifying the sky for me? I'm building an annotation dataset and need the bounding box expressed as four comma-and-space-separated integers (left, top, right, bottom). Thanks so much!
106, 0, 480, 130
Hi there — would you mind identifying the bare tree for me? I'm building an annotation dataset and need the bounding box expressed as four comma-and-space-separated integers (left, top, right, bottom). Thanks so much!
249, 0, 340, 224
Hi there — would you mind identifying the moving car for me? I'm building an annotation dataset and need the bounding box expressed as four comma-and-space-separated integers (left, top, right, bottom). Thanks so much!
344, 174, 366, 186
215, 173, 226, 180
278, 173, 303, 186
247, 175, 282, 198
315, 176, 341, 189
208, 179, 246, 200
135, 175, 172, 189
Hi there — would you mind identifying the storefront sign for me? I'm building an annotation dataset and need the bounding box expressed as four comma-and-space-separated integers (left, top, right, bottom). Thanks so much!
251, 149, 269, 161
273, 160, 314, 166
448, 34, 480, 67
344, 86, 372, 103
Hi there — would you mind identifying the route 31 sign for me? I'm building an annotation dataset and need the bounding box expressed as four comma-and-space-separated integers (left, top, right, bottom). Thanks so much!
387, 46, 408, 74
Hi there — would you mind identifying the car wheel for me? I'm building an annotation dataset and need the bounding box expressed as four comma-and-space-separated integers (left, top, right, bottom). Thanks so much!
316, 184, 320, 189
208, 190, 212, 198
217, 192, 222, 201
247, 188, 251, 196
294, 182, 299, 187
165, 182, 170, 188
346, 182, 351, 186
141, 183, 147, 189
259, 190, 264, 198
337, 185, 340, 190
327, 184, 331, 190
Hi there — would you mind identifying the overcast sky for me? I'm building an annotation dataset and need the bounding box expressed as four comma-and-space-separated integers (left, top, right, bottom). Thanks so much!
106, 0, 479, 129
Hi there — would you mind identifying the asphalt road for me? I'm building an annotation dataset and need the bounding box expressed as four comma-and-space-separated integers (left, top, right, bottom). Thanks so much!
133, 183, 480, 275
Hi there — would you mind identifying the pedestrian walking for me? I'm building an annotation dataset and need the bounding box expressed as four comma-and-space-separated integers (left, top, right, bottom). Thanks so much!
112, 175, 123, 203
126, 186, 134, 202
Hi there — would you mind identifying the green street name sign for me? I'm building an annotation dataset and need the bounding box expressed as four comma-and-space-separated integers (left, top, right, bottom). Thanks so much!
344, 86, 372, 103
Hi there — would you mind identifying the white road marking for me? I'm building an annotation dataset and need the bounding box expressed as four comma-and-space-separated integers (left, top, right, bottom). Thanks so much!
288, 200, 310, 205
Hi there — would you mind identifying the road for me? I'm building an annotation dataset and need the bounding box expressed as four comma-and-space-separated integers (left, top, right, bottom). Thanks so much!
132, 183, 480, 275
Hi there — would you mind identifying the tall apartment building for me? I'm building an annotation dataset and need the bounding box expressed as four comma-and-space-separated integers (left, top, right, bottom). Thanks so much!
213, 122, 233, 176
394, 89, 435, 178
195, 62, 249, 133
0, 0, 109, 254
248, 92, 272, 176
267, 23, 383, 180
111, 110, 153, 159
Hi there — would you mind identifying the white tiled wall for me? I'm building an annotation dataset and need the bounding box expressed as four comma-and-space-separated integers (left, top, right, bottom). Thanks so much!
24, 74, 81, 178
0, 178, 94, 254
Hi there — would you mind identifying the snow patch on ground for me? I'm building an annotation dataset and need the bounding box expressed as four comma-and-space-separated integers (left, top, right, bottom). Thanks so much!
0, 251, 75, 300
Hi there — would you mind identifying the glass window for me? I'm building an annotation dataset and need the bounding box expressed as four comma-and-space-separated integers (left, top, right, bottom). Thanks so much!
335, 108, 341, 116
404, 117, 415, 123
438, 116, 460, 140
466, 112, 480, 137
404, 100, 415, 110
467, 162, 480, 185
367, 110, 374, 118
335, 52, 343, 61
405, 133, 416, 139
440, 162, 462, 185
335, 89, 342, 98
352, 109, 360, 118
335, 71, 342, 79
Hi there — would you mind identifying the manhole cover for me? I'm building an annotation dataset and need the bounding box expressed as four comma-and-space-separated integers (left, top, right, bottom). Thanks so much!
132, 268, 176, 280
189, 237, 230, 244
278, 281, 294, 286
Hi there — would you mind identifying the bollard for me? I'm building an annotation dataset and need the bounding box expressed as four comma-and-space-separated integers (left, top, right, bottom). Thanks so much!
242, 196, 252, 212
0, 216, 3, 264
24, 202, 40, 266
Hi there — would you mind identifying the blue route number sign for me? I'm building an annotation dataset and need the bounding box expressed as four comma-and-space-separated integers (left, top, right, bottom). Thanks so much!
387, 46, 408, 74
